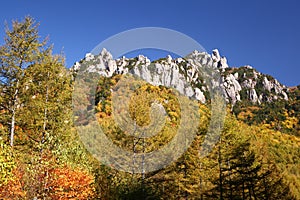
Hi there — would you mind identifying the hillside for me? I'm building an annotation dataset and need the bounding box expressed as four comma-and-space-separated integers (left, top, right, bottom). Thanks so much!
73, 48, 299, 136
70, 48, 300, 199
0, 17, 299, 199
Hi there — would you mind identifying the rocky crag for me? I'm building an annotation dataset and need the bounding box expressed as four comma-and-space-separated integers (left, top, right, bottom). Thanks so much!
72, 48, 289, 106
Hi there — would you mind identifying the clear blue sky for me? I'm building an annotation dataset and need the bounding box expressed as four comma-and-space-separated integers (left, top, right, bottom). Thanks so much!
0, 0, 299, 86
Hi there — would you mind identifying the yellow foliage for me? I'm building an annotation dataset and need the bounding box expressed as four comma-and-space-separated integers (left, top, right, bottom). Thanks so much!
282, 116, 298, 130
47, 166, 95, 199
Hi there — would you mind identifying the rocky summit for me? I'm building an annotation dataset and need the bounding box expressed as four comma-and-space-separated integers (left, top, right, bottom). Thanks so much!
72, 48, 289, 106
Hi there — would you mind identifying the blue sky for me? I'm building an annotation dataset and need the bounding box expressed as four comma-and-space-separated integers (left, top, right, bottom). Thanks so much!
0, 0, 299, 86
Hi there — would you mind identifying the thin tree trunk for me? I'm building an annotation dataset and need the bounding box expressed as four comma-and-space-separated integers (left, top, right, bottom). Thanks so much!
132, 122, 136, 175
42, 72, 49, 145
132, 137, 136, 175
248, 184, 252, 199
10, 80, 19, 147
142, 132, 145, 180
142, 132, 146, 200
10, 108, 15, 147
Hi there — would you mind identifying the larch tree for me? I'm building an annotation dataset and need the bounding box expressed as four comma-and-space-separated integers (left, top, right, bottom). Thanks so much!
0, 16, 73, 149
21, 50, 72, 151
0, 16, 45, 147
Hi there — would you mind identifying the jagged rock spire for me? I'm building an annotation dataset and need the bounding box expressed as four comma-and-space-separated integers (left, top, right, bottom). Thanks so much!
72, 49, 288, 105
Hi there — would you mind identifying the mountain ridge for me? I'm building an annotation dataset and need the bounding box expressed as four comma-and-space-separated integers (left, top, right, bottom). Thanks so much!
72, 48, 291, 106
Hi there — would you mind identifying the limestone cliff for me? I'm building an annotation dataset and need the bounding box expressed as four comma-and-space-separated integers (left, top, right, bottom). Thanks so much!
72, 48, 289, 105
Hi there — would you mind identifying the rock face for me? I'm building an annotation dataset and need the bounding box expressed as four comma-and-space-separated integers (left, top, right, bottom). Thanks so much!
212, 49, 229, 70
72, 48, 289, 105
222, 74, 242, 105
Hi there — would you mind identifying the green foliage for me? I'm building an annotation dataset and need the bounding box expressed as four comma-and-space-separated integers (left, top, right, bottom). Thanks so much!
234, 86, 300, 136
92, 74, 299, 199
127, 57, 139, 70
0, 139, 15, 186
0, 17, 96, 199
152, 57, 167, 63
0, 16, 299, 199
0, 16, 46, 147
223, 66, 255, 83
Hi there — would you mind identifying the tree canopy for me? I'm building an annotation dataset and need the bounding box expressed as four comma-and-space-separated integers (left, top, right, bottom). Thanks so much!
0, 16, 299, 199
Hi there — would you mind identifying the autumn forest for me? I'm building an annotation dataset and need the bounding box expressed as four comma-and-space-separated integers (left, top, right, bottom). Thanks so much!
0, 17, 300, 200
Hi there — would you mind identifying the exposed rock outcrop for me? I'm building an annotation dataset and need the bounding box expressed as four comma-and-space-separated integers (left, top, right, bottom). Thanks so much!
72, 48, 289, 105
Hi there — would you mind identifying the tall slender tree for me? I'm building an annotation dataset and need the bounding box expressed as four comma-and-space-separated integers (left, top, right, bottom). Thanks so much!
0, 16, 45, 146
21, 50, 72, 150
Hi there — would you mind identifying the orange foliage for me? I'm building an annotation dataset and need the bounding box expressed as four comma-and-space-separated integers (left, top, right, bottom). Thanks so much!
0, 151, 94, 199
0, 168, 26, 199
46, 166, 95, 199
